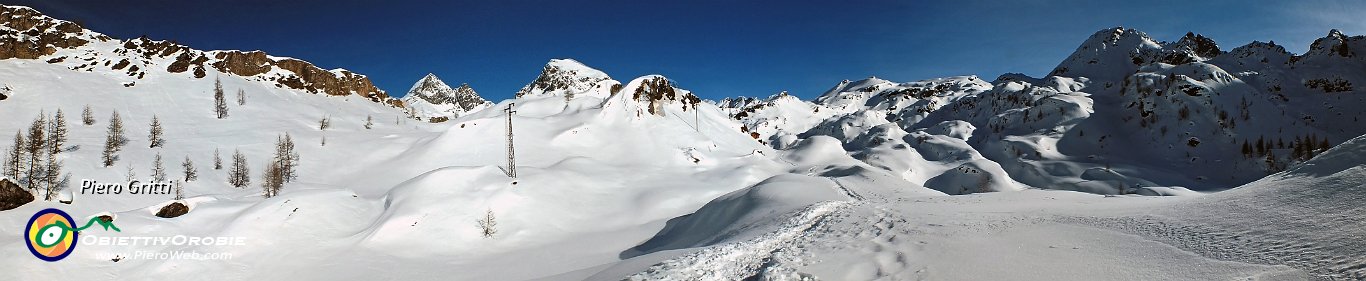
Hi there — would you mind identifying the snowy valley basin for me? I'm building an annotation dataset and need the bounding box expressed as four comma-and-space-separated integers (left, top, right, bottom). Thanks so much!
1, 2, 1366, 281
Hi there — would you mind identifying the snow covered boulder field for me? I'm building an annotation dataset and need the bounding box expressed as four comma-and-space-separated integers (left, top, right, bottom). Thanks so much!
1, 4, 1365, 281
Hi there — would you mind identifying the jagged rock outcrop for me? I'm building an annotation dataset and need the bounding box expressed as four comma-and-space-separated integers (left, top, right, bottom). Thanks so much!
0, 6, 105, 60
629, 75, 701, 116
1160, 32, 1222, 65
715, 96, 763, 110
599, 75, 702, 120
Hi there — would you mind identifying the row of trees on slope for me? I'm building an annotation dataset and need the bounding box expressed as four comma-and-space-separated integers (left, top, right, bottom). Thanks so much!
3, 110, 69, 200
5, 85, 304, 201
1239, 134, 1333, 172
6, 108, 303, 200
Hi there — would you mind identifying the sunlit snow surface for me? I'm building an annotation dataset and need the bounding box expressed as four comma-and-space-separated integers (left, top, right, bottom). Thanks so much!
1, 9, 1365, 280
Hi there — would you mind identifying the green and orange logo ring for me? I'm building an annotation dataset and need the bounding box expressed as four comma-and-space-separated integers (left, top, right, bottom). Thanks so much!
26, 208, 78, 261
24, 208, 121, 262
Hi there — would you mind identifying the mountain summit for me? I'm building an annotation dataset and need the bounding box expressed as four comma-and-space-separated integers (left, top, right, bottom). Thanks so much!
515, 59, 618, 99
402, 73, 491, 121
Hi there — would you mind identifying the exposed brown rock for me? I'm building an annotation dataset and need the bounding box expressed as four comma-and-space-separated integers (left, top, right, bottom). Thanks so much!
211, 51, 272, 76
631, 76, 702, 116
128, 36, 186, 58
155, 202, 189, 218
0, 6, 97, 60
272, 58, 387, 101
0, 178, 33, 211
167, 52, 193, 73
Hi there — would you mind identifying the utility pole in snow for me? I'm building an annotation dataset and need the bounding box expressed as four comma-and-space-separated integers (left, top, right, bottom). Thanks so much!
505, 103, 517, 178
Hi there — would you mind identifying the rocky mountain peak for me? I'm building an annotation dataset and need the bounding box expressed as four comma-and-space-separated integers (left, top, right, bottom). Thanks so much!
408, 73, 450, 95
1303, 29, 1360, 59
516, 58, 617, 99
1175, 32, 1222, 58
401, 73, 489, 120
1049, 27, 1163, 81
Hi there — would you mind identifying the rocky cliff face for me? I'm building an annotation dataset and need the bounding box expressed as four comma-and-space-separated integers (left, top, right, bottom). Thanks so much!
0, 5, 398, 107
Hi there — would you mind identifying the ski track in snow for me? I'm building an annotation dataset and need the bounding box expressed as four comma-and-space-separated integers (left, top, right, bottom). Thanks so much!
623, 200, 1043, 280
625, 201, 853, 281
1059, 215, 1365, 280
828, 178, 865, 201
624, 193, 1341, 281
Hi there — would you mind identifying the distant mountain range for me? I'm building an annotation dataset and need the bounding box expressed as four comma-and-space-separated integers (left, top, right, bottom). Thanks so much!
717, 26, 1366, 193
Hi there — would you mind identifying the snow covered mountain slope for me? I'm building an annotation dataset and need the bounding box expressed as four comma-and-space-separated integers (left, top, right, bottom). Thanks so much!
720, 27, 1366, 195
401, 73, 492, 121
722, 91, 838, 147
0, 63, 891, 279
1040, 28, 1366, 190
1, 4, 1365, 280
1131, 132, 1366, 279
0, 53, 417, 213
0, 5, 786, 279
0, 7, 924, 276
590, 123, 1366, 281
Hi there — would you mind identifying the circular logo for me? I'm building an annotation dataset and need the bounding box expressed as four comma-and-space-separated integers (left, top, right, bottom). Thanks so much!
25, 208, 79, 261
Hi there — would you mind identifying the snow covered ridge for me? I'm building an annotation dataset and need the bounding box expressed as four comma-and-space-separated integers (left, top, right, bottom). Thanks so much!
0, 5, 397, 106
717, 27, 1366, 194
401, 73, 492, 121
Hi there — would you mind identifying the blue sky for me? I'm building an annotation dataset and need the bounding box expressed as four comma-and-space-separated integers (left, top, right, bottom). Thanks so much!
7, 0, 1365, 101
